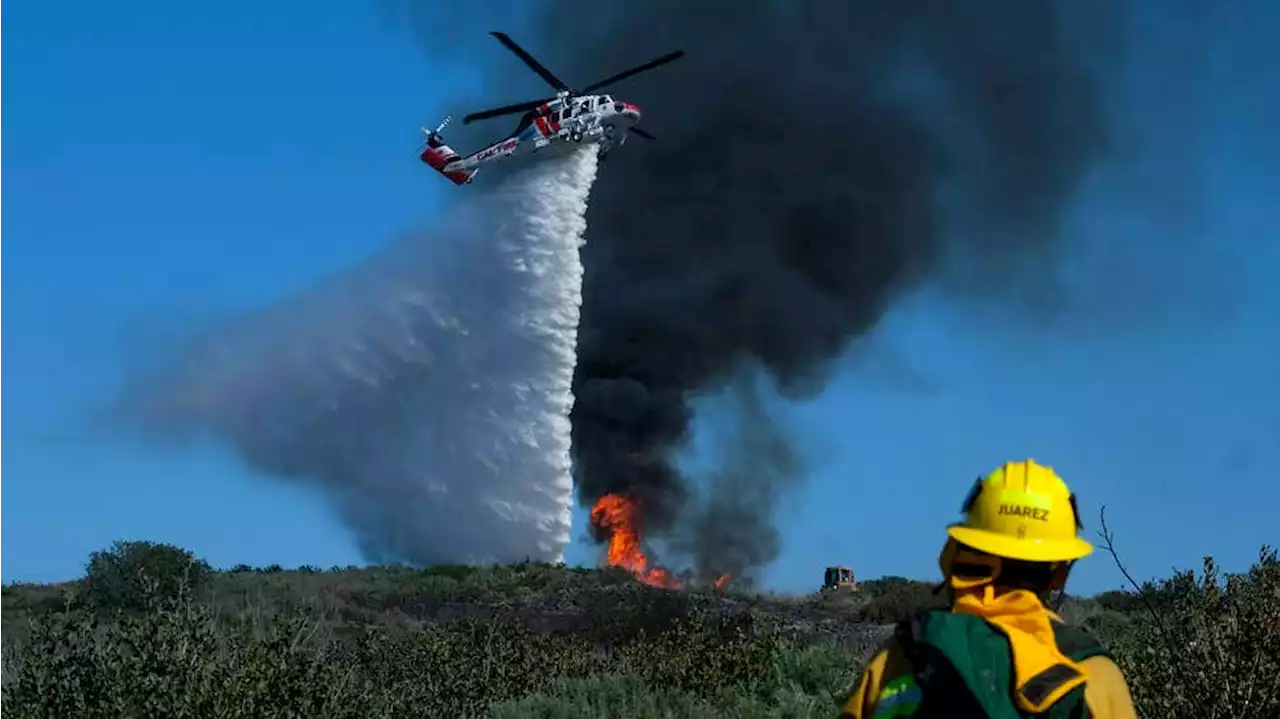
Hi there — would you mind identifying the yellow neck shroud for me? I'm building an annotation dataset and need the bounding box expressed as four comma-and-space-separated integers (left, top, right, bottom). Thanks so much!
953, 586, 1088, 713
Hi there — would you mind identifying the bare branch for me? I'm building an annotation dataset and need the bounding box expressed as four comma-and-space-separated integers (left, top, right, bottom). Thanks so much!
1097, 505, 1205, 702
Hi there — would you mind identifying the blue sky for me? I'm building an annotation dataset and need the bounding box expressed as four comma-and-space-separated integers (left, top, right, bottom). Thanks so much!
4, 1, 1277, 596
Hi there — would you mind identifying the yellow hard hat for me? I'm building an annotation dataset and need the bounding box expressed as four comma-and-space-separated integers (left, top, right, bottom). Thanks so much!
946, 459, 1093, 563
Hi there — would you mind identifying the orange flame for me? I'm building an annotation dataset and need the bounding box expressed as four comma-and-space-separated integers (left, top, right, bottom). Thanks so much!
714, 573, 730, 590
589, 493, 682, 589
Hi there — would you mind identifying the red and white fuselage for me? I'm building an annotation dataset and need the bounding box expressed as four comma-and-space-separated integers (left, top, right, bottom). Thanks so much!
420, 93, 642, 186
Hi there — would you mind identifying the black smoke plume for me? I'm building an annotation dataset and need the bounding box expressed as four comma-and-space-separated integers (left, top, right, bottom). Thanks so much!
406, 0, 1122, 578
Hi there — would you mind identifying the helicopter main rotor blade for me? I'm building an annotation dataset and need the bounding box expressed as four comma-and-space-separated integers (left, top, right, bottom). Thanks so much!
580, 50, 685, 94
462, 97, 555, 124
490, 31, 570, 93
628, 127, 658, 141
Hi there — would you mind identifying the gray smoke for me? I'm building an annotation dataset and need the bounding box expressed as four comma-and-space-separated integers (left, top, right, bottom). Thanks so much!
668, 380, 801, 582
122, 147, 601, 565
401, 0, 1122, 578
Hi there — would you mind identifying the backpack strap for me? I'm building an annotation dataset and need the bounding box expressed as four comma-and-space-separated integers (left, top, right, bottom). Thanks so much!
1039, 618, 1108, 719
1015, 663, 1087, 713
1050, 618, 1110, 663
893, 612, 925, 672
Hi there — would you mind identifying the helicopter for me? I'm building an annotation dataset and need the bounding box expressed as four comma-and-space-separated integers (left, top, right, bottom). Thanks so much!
419, 31, 684, 186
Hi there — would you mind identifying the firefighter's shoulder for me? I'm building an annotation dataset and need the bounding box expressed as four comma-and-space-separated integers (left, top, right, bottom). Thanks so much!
837, 634, 917, 719
1079, 653, 1139, 719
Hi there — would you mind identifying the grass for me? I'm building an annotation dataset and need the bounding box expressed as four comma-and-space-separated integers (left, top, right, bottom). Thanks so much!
2, 532, 1277, 718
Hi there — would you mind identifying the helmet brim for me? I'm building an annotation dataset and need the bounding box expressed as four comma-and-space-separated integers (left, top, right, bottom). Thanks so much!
947, 525, 1094, 563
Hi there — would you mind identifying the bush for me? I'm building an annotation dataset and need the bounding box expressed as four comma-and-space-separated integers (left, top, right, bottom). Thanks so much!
339, 603, 791, 716
615, 607, 782, 696
491, 643, 859, 719
81, 540, 212, 612
342, 616, 602, 717
853, 576, 948, 624
8, 531, 1277, 718
490, 676, 717, 719
1097, 508, 1280, 719
1092, 588, 1142, 613
1, 599, 385, 719
1104, 548, 1280, 718
1, 564, 844, 718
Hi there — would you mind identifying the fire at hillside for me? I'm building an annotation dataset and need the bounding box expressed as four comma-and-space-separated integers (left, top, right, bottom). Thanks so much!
589, 493, 729, 590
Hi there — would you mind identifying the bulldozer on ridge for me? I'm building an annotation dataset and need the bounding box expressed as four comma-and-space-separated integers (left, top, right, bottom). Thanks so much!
821, 566, 857, 594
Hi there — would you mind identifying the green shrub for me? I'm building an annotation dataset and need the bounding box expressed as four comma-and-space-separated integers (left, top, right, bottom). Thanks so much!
1092, 588, 1141, 613
488, 644, 860, 716
616, 607, 781, 696
1, 598, 385, 719
853, 576, 948, 623
1106, 547, 1280, 718
7, 533, 1277, 718
1095, 507, 1280, 719
81, 540, 212, 612
421, 563, 478, 582
490, 642, 859, 719
340, 603, 790, 716
765, 642, 863, 705
490, 676, 717, 719
342, 616, 601, 717
1093, 583, 1182, 616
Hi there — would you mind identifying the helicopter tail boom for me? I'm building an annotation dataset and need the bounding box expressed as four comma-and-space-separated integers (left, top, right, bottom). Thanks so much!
419, 121, 478, 186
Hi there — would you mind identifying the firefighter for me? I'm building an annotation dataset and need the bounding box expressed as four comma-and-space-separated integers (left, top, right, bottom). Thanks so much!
838, 459, 1138, 719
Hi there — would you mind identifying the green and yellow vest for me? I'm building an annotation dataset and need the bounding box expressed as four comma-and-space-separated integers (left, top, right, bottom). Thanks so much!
871, 610, 1109, 719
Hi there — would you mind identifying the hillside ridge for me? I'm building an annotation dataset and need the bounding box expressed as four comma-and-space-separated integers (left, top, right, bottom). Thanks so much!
2, 541, 1275, 718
